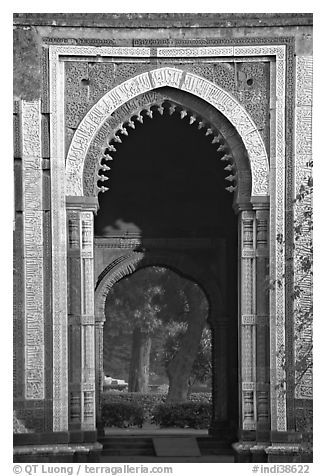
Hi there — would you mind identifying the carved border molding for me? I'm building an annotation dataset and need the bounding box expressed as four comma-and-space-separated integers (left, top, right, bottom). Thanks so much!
21, 100, 45, 400
49, 51, 69, 431
269, 47, 287, 432
64, 64, 269, 198
94, 236, 218, 250
49, 43, 287, 432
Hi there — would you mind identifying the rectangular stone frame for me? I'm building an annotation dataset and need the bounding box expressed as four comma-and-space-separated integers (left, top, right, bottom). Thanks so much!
48, 43, 287, 433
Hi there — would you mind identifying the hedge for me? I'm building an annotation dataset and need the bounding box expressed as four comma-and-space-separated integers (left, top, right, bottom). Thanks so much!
101, 391, 211, 422
102, 392, 166, 421
101, 401, 144, 428
152, 401, 212, 429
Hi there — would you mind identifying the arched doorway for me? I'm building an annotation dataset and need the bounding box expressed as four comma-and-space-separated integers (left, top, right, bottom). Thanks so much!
91, 95, 241, 441
101, 265, 212, 432
64, 69, 270, 446
94, 249, 233, 438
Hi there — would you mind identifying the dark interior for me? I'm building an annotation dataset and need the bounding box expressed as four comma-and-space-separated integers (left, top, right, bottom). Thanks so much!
95, 108, 237, 239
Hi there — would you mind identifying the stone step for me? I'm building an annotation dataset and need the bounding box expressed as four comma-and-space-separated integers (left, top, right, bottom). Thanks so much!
99, 436, 233, 457
100, 437, 155, 456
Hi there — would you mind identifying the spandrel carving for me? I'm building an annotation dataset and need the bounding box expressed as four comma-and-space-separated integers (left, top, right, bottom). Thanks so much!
65, 62, 89, 129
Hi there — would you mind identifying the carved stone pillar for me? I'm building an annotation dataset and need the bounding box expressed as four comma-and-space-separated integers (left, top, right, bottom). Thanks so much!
66, 198, 98, 437
254, 206, 270, 442
239, 210, 257, 437
95, 320, 104, 434
235, 205, 271, 461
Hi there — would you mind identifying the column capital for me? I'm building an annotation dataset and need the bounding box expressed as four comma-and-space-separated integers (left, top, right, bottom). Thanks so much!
250, 196, 270, 211
66, 196, 98, 213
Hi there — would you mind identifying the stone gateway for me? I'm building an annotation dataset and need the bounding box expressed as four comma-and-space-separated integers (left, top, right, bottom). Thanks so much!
13, 13, 313, 463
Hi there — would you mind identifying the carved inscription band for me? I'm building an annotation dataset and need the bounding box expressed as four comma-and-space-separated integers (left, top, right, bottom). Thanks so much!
21, 100, 44, 400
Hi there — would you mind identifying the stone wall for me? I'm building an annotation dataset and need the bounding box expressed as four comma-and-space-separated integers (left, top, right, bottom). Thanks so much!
13, 13, 312, 102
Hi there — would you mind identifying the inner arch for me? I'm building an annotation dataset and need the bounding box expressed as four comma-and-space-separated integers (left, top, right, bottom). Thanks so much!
94, 109, 237, 239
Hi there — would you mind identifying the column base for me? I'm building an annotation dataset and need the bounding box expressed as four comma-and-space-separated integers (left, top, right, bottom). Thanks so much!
13, 441, 103, 463
265, 431, 311, 463
265, 444, 304, 463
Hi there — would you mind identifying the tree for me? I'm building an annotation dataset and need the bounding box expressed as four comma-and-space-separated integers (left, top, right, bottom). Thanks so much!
292, 171, 313, 397
105, 266, 209, 397
105, 267, 165, 392
190, 327, 212, 387
164, 284, 209, 402
163, 325, 212, 394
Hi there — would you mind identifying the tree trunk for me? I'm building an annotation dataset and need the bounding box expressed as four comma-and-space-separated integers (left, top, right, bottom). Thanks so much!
128, 327, 152, 393
166, 291, 207, 402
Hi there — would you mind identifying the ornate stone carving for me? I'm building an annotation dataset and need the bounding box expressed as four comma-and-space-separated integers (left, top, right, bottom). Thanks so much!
65, 62, 89, 129
242, 315, 256, 325
48, 43, 289, 435
234, 45, 286, 60
150, 67, 183, 88
295, 107, 312, 156
243, 130, 267, 159
294, 56, 313, 402
88, 63, 115, 104
67, 215, 79, 249
256, 216, 268, 248
236, 62, 270, 146
70, 393, 81, 423
257, 391, 269, 423
21, 102, 42, 157
49, 46, 69, 431
157, 46, 234, 57
264, 49, 288, 433
41, 48, 50, 113
14, 112, 21, 159
81, 212, 93, 251
66, 207, 96, 431
243, 390, 255, 430
296, 56, 313, 107
240, 211, 257, 431
44, 37, 116, 46
65, 66, 269, 197
51, 45, 151, 58
21, 101, 44, 401
84, 391, 95, 423
64, 56, 270, 153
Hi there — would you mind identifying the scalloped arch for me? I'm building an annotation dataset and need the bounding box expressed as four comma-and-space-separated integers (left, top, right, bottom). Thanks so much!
88, 95, 241, 197
65, 67, 269, 198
